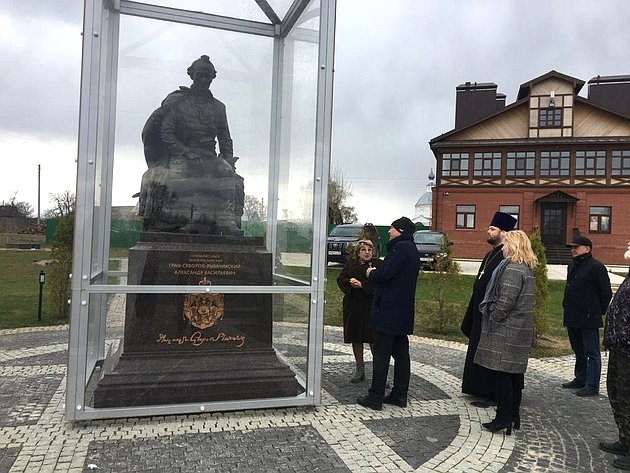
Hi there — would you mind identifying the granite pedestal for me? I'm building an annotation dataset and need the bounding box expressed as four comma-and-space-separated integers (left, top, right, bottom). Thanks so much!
93, 233, 301, 408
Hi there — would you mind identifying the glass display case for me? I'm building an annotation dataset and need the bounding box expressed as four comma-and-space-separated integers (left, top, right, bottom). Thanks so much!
67, 0, 336, 420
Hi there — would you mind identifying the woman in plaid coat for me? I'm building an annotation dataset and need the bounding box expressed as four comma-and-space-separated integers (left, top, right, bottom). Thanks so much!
474, 230, 537, 435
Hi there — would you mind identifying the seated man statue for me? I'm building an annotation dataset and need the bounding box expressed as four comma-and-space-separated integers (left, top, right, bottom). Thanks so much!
138, 55, 243, 235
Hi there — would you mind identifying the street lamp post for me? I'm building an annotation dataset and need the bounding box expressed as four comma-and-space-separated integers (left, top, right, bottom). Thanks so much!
38, 270, 45, 321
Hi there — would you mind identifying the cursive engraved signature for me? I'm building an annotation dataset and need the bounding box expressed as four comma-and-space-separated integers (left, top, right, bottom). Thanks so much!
157, 331, 245, 348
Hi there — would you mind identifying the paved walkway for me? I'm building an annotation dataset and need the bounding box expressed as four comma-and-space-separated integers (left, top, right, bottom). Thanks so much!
0, 320, 620, 472
1, 257, 626, 472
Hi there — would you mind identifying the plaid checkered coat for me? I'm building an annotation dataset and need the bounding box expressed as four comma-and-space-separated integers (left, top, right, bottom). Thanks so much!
473, 262, 534, 374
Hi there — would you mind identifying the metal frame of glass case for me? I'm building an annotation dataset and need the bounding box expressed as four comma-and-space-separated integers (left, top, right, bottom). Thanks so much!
67, 0, 336, 420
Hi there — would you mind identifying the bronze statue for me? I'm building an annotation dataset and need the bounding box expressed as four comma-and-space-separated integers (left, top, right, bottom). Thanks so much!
138, 55, 244, 235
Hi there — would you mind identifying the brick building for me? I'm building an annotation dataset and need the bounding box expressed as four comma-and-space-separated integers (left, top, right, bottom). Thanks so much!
430, 71, 630, 265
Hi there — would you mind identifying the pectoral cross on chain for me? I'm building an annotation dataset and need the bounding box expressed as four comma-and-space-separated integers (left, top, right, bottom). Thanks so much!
478, 249, 501, 280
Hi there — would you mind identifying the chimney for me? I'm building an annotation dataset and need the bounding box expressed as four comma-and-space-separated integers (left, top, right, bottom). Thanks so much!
495, 93, 506, 111
587, 75, 630, 118
455, 82, 500, 129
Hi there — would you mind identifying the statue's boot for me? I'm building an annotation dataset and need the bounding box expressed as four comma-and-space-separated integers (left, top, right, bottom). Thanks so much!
215, 184, 243, 236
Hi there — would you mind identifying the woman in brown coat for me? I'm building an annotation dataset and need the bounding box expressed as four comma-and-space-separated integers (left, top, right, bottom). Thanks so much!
474, 230, 537, 434
337, 239, 382, 382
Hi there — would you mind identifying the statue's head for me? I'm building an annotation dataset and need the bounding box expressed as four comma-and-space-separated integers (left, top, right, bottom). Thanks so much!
187, 55, 217, 90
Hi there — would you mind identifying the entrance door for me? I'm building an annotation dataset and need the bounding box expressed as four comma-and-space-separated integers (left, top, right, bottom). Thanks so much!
540, 203, 567, 246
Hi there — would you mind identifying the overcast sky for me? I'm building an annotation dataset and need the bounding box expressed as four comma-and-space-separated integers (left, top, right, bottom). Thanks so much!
0, 0, 628, 224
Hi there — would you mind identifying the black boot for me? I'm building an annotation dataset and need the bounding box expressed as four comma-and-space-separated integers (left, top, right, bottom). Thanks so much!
512, 415, 521, 430
613, 455, 630, 471
357, 395, 382, 411
599, 440, 629, 455
482, 419, 513, 435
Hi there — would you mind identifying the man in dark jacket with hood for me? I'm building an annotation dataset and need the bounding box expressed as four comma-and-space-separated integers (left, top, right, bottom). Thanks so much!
599, 241, 630, 470
357, 216, 420, 410
562, 236, 612, 397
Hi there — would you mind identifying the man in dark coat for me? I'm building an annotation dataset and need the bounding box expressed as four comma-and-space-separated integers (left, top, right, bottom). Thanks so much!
599, 241, 630, 470
461, 211, 517, 407
357, 217, 420, 410
562, 235, 612, 397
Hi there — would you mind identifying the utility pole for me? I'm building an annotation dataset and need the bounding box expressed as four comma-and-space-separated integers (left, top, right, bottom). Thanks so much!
37, 164, 41, 226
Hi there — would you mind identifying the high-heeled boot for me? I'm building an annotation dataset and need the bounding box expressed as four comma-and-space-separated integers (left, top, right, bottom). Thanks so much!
512, 386, 523, 431
350, 363, 365, 383
512, 415, 521, 430
482, 418, 513, 435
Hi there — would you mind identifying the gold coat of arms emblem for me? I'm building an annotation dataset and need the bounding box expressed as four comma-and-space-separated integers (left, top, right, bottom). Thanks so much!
183, 279, 224, 329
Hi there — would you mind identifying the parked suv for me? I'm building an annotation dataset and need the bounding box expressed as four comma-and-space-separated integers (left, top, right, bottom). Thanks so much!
327, 223, 381, 264
413, 230, 450, 268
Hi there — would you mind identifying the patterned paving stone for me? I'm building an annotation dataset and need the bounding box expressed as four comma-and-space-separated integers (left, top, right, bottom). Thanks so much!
0, 324, 621, 472
0, 330, 67, 351
82, 426, 351, 473
501, 369, 617, 472
0, 374, 64, 427
283, 345, 345, 358
0, 446, 20, 473
364, 415, 460, 469
0, 350, 67, 366
323, 362, 450, 405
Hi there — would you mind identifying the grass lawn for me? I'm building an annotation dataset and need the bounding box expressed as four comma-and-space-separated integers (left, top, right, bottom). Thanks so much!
324, 266, 572, 358
110, 247, 130, 259
0, 249, 573, 357
0, 249, 61, 329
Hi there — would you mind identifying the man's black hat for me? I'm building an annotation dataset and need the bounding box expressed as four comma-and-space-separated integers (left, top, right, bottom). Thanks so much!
489, 211, 517, 232
391, 216, 415, 235
566, 236, 593, 248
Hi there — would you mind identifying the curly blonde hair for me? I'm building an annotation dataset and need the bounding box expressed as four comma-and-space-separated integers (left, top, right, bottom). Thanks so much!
503, 230, 538, 269
355, 239, 374, 255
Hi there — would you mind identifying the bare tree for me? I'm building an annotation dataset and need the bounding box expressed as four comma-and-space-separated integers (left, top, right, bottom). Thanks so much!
44, 191, 75, 218
243, 195, 267, 221
328, 167, 357, 225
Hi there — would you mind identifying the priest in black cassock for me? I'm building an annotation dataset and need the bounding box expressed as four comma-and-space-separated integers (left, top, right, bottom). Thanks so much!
461, 211, 517, 407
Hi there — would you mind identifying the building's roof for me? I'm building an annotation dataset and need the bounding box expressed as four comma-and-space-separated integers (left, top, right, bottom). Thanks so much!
574, 96, 630, 120
431, 135, 630, 148
516, 70, 585, 100
429, 98, 529, 145
430, 70, 630, 147
415, 191, 432, 206
534, 190, 579, 203
456, 82, 497, 91
412, 214, 431, 225
588, 74, 630, 84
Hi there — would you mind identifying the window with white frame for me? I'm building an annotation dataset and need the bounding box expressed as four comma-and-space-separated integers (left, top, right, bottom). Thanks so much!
499, 205, 519, 229
576, 150, 606, 176
539, 108, 562, 127
589, 206, 611, 233
506, 152, 535, 177
456, 205, 475, 229
540, 150, 570, 176
441, 153, 469, 177
612, 150, 630, 177
473, 152, 501, 177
